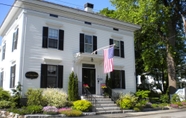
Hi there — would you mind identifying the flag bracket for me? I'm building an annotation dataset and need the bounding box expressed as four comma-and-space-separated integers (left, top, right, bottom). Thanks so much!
91, 44, 115, 54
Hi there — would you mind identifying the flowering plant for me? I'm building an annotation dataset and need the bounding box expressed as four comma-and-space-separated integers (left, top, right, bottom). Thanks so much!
83, 84, 89, 88
101, 84, 107, 89
43, 106, 58, 115
58, 107, 72, 112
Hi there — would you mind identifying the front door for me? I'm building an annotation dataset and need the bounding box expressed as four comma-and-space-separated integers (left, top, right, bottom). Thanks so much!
82, 68, 96, 94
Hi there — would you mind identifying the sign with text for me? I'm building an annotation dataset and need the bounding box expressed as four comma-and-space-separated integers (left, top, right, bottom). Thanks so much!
25, 71, 38, 79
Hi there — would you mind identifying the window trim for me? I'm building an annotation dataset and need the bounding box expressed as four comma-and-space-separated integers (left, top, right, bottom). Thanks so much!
84, 34, 93, 53
0, 71, 4, 87
48, 28, 59, 49
12, 28, 19, 51
10, 65, 16, 88
47, 65, 58, 88
2, 43, 6, 60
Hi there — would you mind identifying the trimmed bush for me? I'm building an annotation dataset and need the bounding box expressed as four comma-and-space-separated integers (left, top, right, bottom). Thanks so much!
0, 100, 13, 109
116, 93, 138, 109
26, 89, 46, 106
60, 109, 82, 117
160, 94, 169, 103
26, 105, 43, 114
42, 88, 68, 108
0, 88, 11, 101
73, 100, 92, 112
171, 94, 180, 103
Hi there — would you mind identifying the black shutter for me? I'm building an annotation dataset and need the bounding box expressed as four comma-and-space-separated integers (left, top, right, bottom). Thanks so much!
120, 41, 124, 58
109, 39, 113, 45
42, 27, 48, 48
80, 33, 84, 53
121, 70, 125, 89
110, 71, 114, 89
41, 64, 47, 88
58, 30, 64, 50
93, 36, 97, 54
15, 28, 19, 50
58, 65, 63, 88
10, 66, 13, 88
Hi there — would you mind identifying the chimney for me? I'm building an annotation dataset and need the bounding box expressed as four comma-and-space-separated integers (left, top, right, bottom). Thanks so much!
84, 3, 94, 12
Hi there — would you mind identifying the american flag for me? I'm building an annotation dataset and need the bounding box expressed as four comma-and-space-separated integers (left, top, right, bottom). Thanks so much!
181, 14, 186, 34
104, 47, 114, 73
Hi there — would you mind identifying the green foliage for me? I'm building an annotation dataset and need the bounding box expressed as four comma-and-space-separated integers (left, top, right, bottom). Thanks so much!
0, 100, 14, 109
0, 88, 11, 101
171, 94, 180, 103
151, 103, 159, 108
60, 109, 82, 117
160, 94, 169, 103
73, 100, 92, 112
11, 82, 22, 107
133, 107, 141, 112
26, 105, 43, 114
26, 88, 46, 106
68, 72, 79, 101
42, 88, 68, 108
116, 93, 138, 109
135, 90, 150, 99
8, 108, 29, 115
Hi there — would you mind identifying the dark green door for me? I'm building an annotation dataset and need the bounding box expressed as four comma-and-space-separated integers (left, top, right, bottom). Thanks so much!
82, 68, 96, 94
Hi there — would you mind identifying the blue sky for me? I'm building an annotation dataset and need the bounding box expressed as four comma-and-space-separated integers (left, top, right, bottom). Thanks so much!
0, 0, 114, 44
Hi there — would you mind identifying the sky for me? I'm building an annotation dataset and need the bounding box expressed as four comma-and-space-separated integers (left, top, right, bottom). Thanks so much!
0, 0, 115, 44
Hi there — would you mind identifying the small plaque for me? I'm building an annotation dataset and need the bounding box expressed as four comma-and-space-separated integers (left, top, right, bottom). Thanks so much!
25, 71, 38, 79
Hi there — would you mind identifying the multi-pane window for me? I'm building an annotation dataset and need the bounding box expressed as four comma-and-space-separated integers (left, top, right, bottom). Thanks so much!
47, 65, 58, 88
42, 27, 64, 50
0, 71, 4, 87
110, 70, 125, 89
41, 64, 63, 88
10, 65, 16, 88
84, 35, 93, 53
110, 39, 124, 58
12, 28, 19, 51
113, 40, 120, 57
48, 28, 59, 49
79, 33, 97, 54
2, 43, 6, 60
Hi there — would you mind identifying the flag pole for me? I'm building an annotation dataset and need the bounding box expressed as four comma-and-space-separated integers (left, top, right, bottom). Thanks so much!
91, 44, 115, 54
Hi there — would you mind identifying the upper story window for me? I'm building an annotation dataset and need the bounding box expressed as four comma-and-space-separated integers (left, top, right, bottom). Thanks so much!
48, 28, 59, 49
79, 33, 97, 54
12, 28, 19, 51
84, 35, 93, 53
110, 39, 124, 58
2, 43, 6, 60
42, 27, 64, 50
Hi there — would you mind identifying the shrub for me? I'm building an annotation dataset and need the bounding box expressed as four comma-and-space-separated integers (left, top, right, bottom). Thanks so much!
11, 82, 22, 107
26, 105, 43, 114
0, 88, 11, 101
42, 88, 68, 108
0, 100, 13, 108
116, 93, 138, 109
151, 103, 159, 108
170, 104, 179, 108
26, 89, 46, 106
58, 107, 72, 112
73, 100, 92, 112
133, 107, 141, 112
8, 107, 29, 115
135, 90, 150, 100
43, 106, 58, 115
160, 94, 169, 103
60, 109, 82, 117
171, 94, 180, 103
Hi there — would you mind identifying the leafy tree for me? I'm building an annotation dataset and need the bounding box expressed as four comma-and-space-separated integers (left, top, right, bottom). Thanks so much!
100, 0, 186, 94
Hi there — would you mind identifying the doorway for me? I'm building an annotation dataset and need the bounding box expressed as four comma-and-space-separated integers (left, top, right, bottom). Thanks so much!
82, 64, 96, 94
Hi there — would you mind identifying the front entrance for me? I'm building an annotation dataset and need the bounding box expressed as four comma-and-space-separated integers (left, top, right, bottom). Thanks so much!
82, 64, 96, 94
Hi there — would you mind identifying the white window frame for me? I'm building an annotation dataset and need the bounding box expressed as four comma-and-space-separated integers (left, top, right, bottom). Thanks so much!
10, 65, 16, 88
84, 34, 93, 53
113, 40, 120, 57
12, 28, 18, 51
48, 28, 59, 49
47, 65, 58, 88
2, 43, 6, 60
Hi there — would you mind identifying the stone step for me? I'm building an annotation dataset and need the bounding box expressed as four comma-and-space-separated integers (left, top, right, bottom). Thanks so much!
95, 101, 114, 104
96, 107, 121, 111
95, 104, 118, 107
96, 109, 123, 114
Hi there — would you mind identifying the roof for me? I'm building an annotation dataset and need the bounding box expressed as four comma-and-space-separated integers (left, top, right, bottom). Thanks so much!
0, 0, 141, 36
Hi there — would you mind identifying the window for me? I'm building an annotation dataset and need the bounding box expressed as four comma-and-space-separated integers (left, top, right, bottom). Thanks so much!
12, 28, 19, 51
79, 33, 97, 54
110, 39, 124, 58
42, 27, 64, 50
10, 65, 16, 88
110, 70, 125, 89
2, 43, 6, 60
0, 71, 4, 87
48, 28, 59, 48
41, 64, 63, 88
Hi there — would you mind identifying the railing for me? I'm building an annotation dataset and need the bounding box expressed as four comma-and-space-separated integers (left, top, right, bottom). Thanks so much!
107, 86, 119, 103
83, 87, 97, 107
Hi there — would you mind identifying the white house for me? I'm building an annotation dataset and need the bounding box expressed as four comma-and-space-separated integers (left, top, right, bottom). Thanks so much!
0, 0, 140, 97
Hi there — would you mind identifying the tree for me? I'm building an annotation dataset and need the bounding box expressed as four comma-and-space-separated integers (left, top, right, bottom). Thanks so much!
100, 0, 186, 94
68, 72, 79, 101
